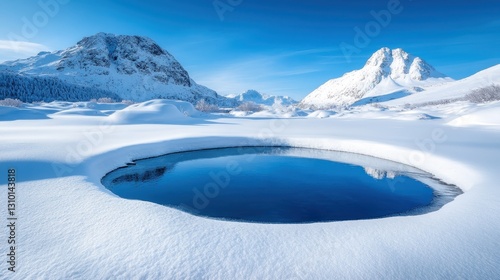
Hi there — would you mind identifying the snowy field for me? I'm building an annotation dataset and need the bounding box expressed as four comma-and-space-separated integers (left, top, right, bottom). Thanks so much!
1, 99, 500, 279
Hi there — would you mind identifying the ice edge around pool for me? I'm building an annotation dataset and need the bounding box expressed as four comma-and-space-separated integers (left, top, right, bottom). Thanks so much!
101, 146, 463, 224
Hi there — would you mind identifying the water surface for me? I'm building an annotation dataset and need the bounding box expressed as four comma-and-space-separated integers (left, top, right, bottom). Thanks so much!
102, 147, 461, 223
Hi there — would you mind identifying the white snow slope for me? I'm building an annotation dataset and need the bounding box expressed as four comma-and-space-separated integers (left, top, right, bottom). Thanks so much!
384, 64, 500, 106
1, 99, 500, 279
301, 48, 453, 108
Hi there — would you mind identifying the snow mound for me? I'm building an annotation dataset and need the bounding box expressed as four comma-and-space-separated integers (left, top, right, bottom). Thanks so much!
447, 104, 500, 126
397, 111, 440, 121
0, 106, 49, 121
282, 109, 309, 118
308, 110, 335, 119
160, 99, 200, 117
52, 108, 107, 116
84, 102, 131, 111
108, 99, 195, 124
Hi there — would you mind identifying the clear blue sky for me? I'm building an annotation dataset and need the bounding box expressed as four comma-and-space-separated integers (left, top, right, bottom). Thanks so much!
0, 0, 499, 99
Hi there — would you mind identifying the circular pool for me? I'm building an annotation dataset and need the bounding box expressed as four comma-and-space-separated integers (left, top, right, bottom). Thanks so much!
101, 147, 461, 223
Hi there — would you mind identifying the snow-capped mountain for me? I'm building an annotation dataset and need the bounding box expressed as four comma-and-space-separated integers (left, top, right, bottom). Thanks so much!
0, 33, 235, 105
228, 90, 297, 106
300, 48, 453, 108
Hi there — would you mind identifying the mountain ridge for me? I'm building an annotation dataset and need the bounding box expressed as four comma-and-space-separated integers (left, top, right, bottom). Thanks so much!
0, 33, 236, 106
300, 47, 453, 108
228, 89, 297, 106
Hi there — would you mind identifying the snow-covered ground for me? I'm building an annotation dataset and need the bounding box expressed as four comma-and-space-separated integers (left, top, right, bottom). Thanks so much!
1, 99, 500, 279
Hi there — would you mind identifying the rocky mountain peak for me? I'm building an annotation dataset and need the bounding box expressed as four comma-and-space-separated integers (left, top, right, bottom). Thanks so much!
55, 33, 191, 87
363, 47, 443, 80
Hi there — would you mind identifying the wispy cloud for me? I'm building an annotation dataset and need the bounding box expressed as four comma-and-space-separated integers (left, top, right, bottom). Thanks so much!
195, 59, 280, 96
273, 47, 339, 59
0, 40, 48, 54
193, 49, 332, 97
0, 40, 49, 62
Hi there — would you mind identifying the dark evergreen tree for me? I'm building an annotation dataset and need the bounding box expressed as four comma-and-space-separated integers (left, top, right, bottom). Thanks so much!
0, 72, 121, 102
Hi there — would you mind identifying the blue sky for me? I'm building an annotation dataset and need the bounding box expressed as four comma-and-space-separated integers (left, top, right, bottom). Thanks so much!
0, 0, 499, 99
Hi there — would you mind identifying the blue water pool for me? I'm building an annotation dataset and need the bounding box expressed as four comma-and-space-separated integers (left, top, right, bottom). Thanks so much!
101, 147, 461, 223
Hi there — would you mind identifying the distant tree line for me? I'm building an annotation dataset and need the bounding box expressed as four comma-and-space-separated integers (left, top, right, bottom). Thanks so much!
465, 85, 500, 103
0, 72, 121, 102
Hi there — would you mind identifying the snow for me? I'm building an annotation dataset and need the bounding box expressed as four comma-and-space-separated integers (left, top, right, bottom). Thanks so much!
228, 89, 297, 106
447, 104, 500, 126
52, 108, 107, 117
0, 105, 49, 121
301, 47, 453, 108
1, 39, 500, 278
307, 110, 335, 119
0, 33, 235, 106
384, 64, 500, 106
108, 99, 201, 124
1, 98, 500, 279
